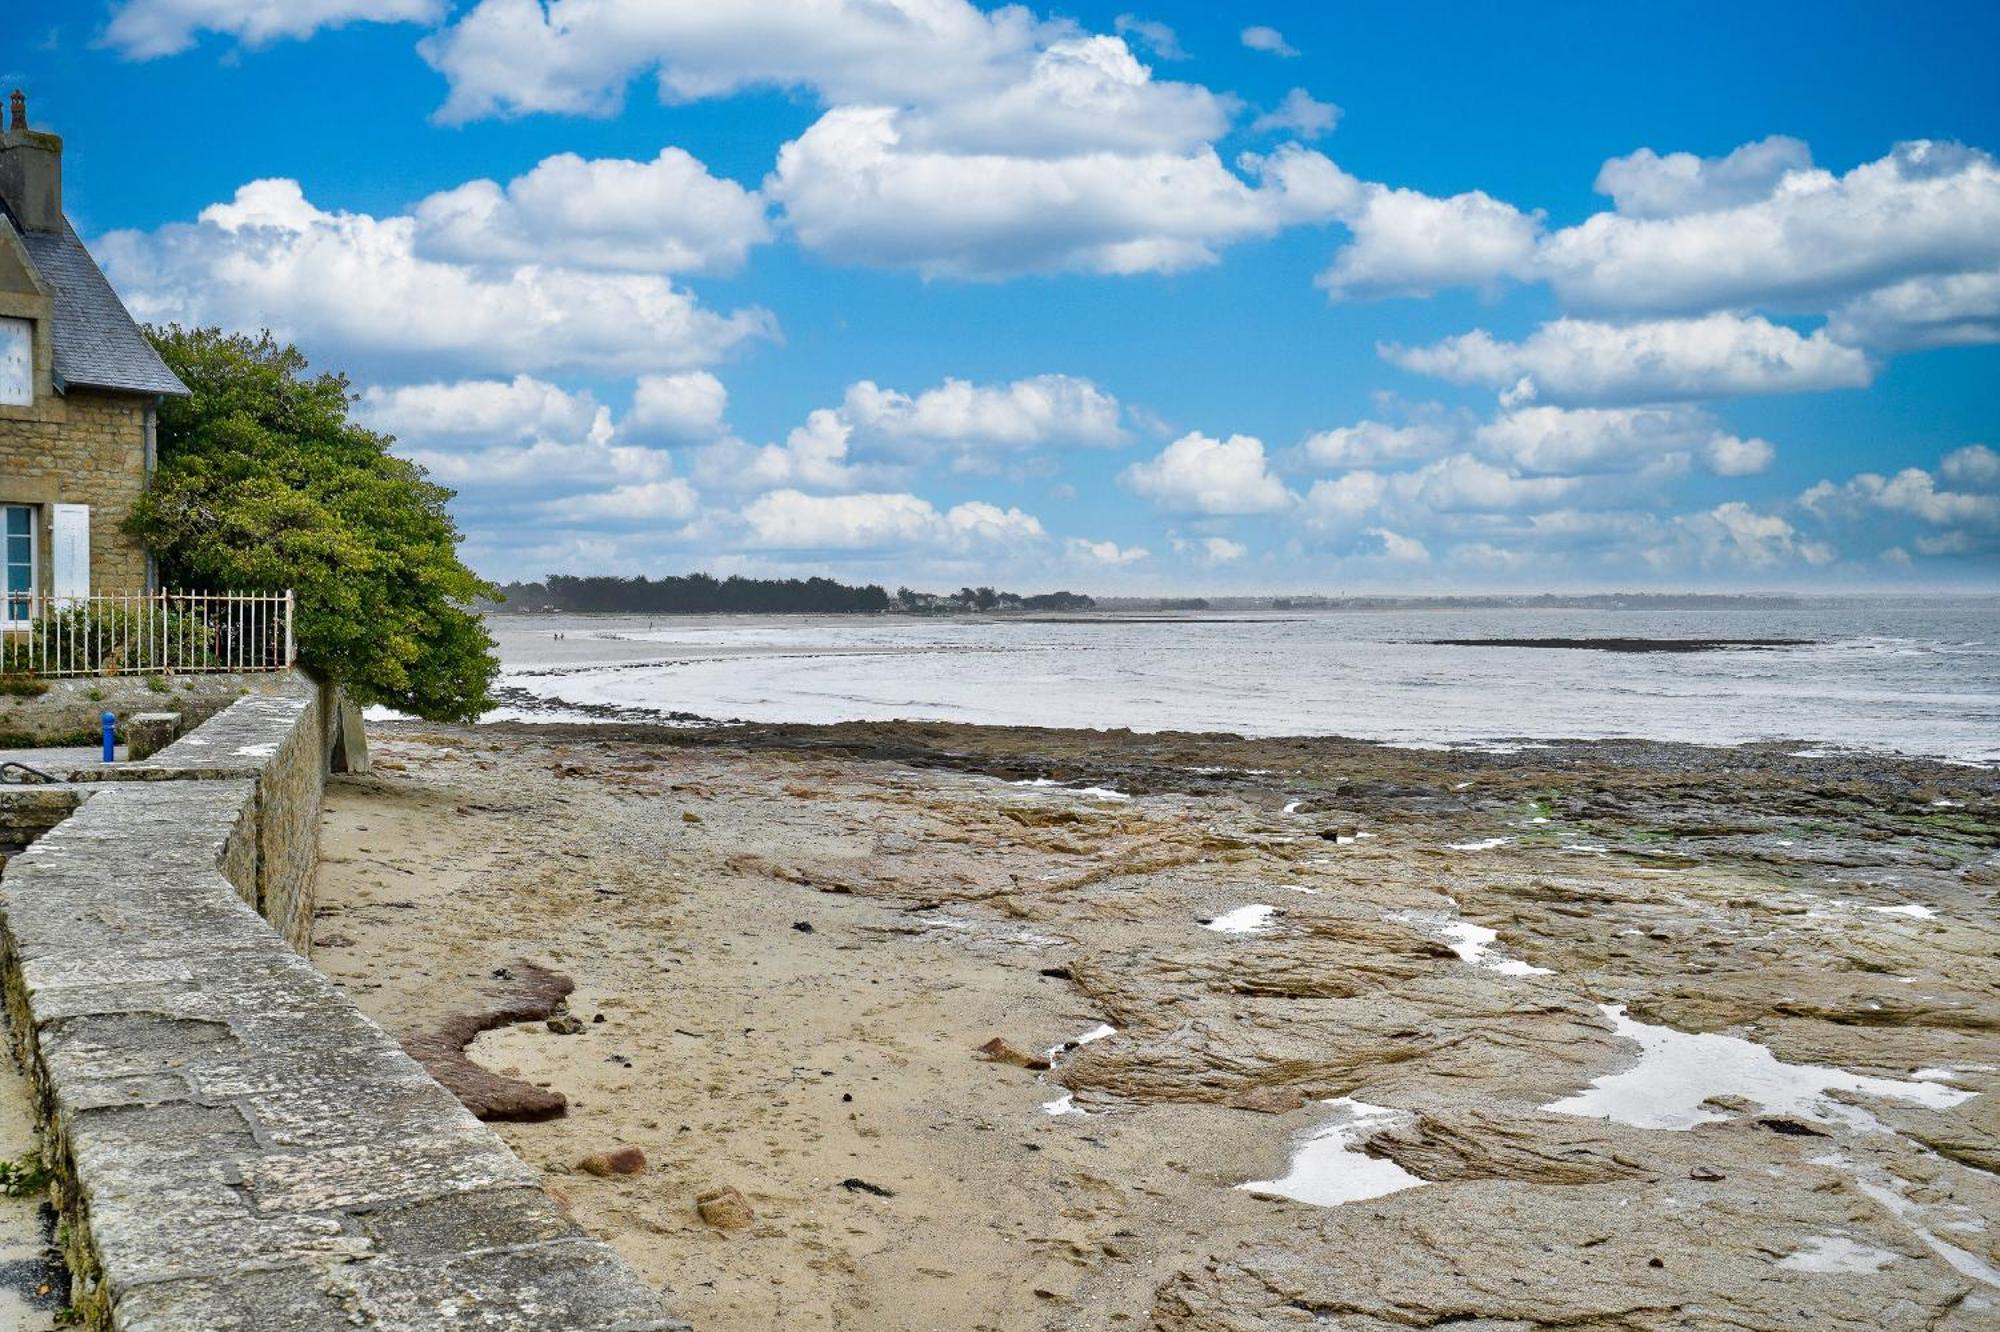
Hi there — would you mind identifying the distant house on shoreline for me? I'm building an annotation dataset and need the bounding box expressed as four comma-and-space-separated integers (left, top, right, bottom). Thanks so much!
0, 91, 186, 621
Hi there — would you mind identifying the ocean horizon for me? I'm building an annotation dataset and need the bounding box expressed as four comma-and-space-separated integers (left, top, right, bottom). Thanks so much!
479, 593, 2000, 766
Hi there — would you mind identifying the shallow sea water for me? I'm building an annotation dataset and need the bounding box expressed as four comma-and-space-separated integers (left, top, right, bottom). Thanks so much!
485, 596, 2000, 764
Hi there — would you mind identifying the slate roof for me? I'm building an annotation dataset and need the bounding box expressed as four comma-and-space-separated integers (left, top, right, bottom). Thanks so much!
15, 218, 187, 397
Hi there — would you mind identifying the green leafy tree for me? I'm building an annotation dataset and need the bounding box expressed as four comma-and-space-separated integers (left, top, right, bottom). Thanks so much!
129, 327, 498, 721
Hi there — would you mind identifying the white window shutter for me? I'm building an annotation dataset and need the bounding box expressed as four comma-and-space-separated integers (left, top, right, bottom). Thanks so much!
0, 318, 31, 406
51, 503, 89, 605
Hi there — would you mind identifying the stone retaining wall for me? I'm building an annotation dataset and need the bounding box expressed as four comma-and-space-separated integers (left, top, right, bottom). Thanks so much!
0, 673, 685, 1330
0, 674, 277, 749
129, 678, 329, 951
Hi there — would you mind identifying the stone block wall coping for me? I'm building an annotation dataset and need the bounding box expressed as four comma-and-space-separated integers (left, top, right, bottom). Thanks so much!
0, 672, 686, 1331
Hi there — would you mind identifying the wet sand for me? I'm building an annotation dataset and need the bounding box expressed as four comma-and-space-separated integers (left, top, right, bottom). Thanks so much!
315, 720, 1999, 1331
0, 1012, 62, 1332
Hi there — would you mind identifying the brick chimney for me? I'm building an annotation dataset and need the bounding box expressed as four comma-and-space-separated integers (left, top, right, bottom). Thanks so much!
0, 91, 64, 233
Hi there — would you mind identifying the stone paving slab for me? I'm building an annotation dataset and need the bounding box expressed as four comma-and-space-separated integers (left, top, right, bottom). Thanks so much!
0, 681, 686, 1330
0, 747, 115, 780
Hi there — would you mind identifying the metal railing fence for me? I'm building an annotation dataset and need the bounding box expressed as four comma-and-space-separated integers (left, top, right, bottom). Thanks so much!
0, 590, 295, 678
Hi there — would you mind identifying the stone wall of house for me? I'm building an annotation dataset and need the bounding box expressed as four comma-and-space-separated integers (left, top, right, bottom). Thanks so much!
0, 672, 686, 1331
0, 388, 151, 593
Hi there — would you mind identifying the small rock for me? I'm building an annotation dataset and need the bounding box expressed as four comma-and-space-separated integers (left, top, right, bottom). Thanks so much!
839, 1177, 896, 1197
1319, 826, 1359, 842
696, 1185, 755, 1229
1038, 966, 1074, 980
545, 1014, 585, 1035
976, 1037, 1051, 1071
1689, 1165, 1726, 1181
577, 1146, 647, 1177
1226, 1086, 1306, 1115
682, 811, 703, 824
792, 921, 815, 934
1757, 1117, 1827, 1138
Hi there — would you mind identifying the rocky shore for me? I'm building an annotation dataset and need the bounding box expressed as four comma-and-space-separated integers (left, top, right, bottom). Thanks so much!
314, 719, 1997, 1331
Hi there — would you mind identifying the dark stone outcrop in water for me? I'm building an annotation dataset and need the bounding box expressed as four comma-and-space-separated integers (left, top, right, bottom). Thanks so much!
401, 959, 574, 1121
1420, 637, 1816, 652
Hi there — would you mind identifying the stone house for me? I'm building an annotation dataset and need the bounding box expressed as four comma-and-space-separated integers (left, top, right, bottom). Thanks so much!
0, 91, 186, 624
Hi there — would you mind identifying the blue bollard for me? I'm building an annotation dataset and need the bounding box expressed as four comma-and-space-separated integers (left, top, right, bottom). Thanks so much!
101, 711, 116, 764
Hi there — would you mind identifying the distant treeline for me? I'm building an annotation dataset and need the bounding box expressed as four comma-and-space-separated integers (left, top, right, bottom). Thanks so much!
486, 574, 1096, 615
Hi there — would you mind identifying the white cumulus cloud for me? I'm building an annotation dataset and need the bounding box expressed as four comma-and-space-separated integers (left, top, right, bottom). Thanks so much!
352, 375, 691, 502
1702, 433, 1776, 477
1592, 136, 1813, 219
1252, 89, 1340, 140
840, 374, 1126, 457
628, 371, 730, 440
1542, 140, 2000, 316
739, 490, 1046, 551
692, 371, 1126, 491
1122, 432, 1294, 515
1940, 444, 2000, 489
424, 4, 1361, 280
1663, 502, 1835, 570
1393, 454, 1578, 513
1826, 267, 2000, 351
691, 410, 873, 495
1803, 468, 2000, 529
1112, 15, 1185, 61
95, 179, 775, 378
1066, 537, 1150, 565
1474, 404, 1772, 476
768, 109, 1350, 279
104, 0, 443, 58
543, 479, 701, 523
356, 375, 607, 444
1365, 527, 1430, 562
1298, 419, 1454, 469
1239, 25, 1298, 57
1383, 314, 1871, 405
1318, 183, 1543, 300
421, 0, 1051, 123
413, 148, 770, 275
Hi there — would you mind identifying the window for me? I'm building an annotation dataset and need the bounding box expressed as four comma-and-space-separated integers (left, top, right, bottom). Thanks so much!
4, 505, 34, 623
0, 318, 30, 406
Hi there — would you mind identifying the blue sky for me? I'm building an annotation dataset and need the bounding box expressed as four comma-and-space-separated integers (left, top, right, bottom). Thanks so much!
7, 1, 1999, 591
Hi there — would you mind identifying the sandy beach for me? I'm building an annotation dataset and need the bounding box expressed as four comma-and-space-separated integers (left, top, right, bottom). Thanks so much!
314, 719, 1999, 1331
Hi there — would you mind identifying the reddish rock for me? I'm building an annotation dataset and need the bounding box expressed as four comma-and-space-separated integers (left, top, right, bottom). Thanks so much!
400, 959, 574, 1122
696, 1185, 754, 1229
577, 1146, 648, 1178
